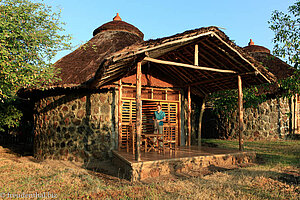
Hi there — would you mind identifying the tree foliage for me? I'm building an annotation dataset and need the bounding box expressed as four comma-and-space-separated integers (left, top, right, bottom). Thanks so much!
0, 0, 71, 131
269, 0, 300, 97
269, 0, 300, 69
210, 86, 267, 120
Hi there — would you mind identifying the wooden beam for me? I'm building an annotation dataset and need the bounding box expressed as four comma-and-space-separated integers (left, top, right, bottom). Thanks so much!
118, 80, 122, 151
201, 40, 248, 71
294, 94, 298, 134
152, 62, 185, 86
182, 46, 215, 79
194, 44, 199, 66
109, 31, 214, 62
177, 47, 226, 92
198, 95, 207, 146
144, 57, 237, 74
211, 32, 271, 83
190, 84, 208, 97
163, 54, 194, 83
187, 86, 191, 146
187, 72, 258, 87
238, 75, 244, 151
173, 49, 211, 80
135, 62, 142, 161
198, 40, 235, 71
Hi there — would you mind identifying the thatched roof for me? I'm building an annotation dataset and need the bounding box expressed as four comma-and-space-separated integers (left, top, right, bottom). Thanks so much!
20, 16, 282, 98
53, 15, 143, 86
242, 41, 296, 95
243, 42, 295, 80
93, 20, 144, 39
89, 26, 276, 96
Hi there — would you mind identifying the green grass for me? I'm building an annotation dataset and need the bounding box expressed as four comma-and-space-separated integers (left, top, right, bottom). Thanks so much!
202, 139, 300, 167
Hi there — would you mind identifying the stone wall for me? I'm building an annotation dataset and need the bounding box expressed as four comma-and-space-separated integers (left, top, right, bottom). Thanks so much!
34, 89, 117, 163
210, 97, 292, 140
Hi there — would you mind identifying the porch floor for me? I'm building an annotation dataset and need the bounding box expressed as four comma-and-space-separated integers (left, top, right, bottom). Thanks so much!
112, 146, 256, 181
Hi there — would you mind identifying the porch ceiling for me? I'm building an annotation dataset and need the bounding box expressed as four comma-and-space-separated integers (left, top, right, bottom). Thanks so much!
91, 26, 276, 96
145, 36, 266, 96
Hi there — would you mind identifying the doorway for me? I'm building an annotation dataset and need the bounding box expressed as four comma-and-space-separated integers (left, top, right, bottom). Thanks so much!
119, 86, 180, 150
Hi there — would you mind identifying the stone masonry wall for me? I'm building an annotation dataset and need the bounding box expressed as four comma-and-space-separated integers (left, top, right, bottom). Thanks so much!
34, 89, 117, 163
224, 97, 291, 140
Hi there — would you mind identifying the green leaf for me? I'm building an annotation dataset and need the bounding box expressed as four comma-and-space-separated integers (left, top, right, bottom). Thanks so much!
0, 0, 71, 131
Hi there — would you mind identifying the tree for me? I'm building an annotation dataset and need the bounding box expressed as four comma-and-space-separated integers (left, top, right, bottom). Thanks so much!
0, 0, 71, 131
269, 0, 300, 98
269, 0, 300, 69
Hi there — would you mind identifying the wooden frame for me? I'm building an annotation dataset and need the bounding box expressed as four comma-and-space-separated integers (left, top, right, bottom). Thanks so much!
187, 86, 191, 146
238, 75, 244, 151
296, 94, 299, 134
136, 62, 142, 161
119, 84, 181, 157
118, 80, 122, 150
144, 57, 237, 74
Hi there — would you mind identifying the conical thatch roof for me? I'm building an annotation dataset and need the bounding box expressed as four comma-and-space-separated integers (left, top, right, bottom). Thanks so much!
243, 40, 295, 80
53, 14, 143, 87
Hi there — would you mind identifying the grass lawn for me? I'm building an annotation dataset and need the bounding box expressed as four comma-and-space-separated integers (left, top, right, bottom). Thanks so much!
0, 139, 299, 199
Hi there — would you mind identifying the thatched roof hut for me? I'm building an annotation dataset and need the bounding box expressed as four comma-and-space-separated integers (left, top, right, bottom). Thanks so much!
53, 13, 144, 86
243, 39, 295, 80
16, 13, 299, 170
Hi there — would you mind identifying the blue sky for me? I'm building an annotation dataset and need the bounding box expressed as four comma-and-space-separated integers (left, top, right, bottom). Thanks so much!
44, 0, 296, 62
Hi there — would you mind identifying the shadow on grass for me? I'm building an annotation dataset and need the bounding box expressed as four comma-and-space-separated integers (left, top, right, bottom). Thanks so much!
0, 143, 33, 157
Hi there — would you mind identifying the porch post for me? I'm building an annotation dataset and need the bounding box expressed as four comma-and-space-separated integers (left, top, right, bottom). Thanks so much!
118, 80, 122, 151
294, 94, 298, 134
135, 62, 142, 161
198, 95, 207, 146
195, 44, 202, 146
238, 75, 244, 151
187, 86, 191, 146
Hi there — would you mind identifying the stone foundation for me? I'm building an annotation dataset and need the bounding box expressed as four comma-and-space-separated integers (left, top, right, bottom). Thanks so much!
112, 149, 256, 181
34, 89, 117, 163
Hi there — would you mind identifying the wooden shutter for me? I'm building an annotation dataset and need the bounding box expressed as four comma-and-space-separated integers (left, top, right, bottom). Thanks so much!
161, 102, 178, 145
120, 100, 136, 149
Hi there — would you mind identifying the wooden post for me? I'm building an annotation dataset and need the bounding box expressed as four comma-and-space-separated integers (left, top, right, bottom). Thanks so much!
187, 86, 191, 146
294, 94, 298, 134
118, 80, 122, 151
238, 75, 244, 151
195, 44, 200, 146
194, 44, 199, 66
198, 95, 206, 146
135, 62, 142, 161
297, 94, 299, 134
178, 92, 182, 146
